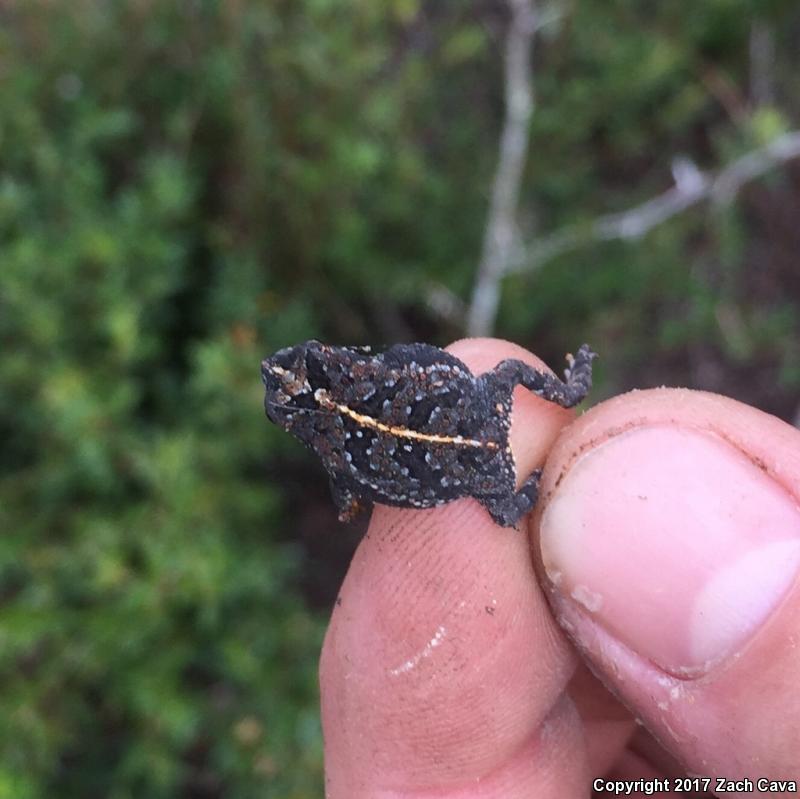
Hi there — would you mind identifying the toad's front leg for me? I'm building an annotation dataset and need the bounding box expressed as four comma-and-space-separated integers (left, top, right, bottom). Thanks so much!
329, 475, 368, 522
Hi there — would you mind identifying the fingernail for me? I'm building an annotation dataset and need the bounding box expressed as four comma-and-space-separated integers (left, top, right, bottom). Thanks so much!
540, 426, 800, 676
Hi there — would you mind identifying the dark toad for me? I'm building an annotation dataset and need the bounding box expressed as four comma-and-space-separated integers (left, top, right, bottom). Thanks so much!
261, 341, 596, 527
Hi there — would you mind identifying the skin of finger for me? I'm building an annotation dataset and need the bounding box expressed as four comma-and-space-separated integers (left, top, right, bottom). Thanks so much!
320, 339, 590, 798
566, 664, 637, 776
602, 749, 669, 799
533, 388, 800, 780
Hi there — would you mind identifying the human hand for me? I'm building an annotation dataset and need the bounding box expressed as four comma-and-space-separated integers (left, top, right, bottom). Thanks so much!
320, 339, 800, 797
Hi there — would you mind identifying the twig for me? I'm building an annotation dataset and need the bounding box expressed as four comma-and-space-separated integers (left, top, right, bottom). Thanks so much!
506, 130, 800, 276
467, 0, 538, 337
463, 5, 798, 336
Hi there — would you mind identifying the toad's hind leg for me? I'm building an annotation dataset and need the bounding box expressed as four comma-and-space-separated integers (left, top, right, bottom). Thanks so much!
479, 468, 542, 528
487, 344, 596, 409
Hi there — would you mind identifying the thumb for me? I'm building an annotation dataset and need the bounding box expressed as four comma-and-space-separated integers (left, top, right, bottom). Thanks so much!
535, 389, 800, 782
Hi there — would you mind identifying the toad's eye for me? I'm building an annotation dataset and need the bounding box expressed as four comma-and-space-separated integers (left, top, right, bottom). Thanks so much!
305, 349, 332, 391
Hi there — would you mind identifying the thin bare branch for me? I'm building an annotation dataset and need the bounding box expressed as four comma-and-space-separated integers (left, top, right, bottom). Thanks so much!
467, 0, 538, 337
506, 130, 800, 276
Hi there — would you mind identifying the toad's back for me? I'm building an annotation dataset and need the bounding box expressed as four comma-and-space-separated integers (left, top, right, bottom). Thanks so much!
306, 343, 513, 507
261, 339, 595, 525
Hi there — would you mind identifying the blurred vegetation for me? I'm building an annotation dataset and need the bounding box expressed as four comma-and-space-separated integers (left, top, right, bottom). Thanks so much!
1, 0, 799, 795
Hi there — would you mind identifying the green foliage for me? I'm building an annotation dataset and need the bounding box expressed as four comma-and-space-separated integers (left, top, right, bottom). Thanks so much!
0, 4, 332, 796
2, 0, 800, 795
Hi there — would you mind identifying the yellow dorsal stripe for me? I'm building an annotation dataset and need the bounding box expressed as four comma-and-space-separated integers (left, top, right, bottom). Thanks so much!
317, 396, 497, 449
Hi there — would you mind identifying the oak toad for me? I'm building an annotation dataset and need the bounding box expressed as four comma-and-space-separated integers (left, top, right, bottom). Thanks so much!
261, 341, 596, 527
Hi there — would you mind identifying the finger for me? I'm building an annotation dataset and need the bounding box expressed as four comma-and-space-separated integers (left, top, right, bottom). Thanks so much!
320, 339, 589, 798
566, 664, 636, 777
535, 388, 800, 781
